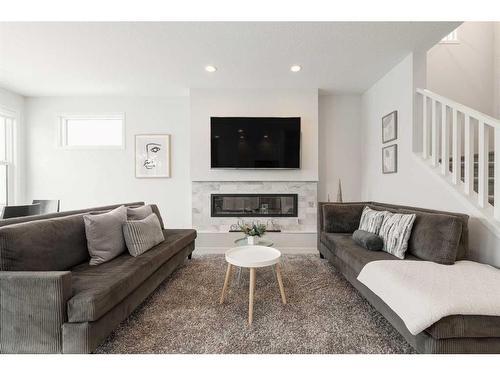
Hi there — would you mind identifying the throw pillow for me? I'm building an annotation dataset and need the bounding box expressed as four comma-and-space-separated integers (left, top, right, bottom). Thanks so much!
358, 206, 387, 234
127, 205, 153, 221
399, 209, 462, 265
379, 212, 416, 259
352, 229, 384, 251
122, 213, 165, 257
84, 205, 127, 266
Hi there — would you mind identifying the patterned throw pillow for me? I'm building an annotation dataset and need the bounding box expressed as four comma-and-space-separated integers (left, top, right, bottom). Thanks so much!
122, 213, 165, 257
379, 212, 416, 259
358, 206, 387, 234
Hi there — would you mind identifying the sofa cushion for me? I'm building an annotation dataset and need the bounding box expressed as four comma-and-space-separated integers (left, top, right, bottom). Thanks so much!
398, 209, 462, 265
322, 203, 366, 233
67, 228, 196, 322
84, 206, 128, 266
425, 315, 500, 339
0, 214, 90, 271
123, 213, 165, 257
320, 232, 406, 274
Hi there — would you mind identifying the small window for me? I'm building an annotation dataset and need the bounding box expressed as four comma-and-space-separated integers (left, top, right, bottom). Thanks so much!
440, 29, 459, 44
0, 111, 14, 206
59, 114, 125, 148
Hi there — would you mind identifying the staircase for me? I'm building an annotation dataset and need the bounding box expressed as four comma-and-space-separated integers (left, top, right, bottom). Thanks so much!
443, 152, 494, 205
417, 89, 500, 221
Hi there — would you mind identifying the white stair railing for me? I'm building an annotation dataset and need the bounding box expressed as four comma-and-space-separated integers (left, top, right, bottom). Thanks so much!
417, 89, 500, 221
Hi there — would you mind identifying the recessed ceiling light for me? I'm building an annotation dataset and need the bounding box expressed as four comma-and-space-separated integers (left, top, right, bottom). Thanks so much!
205, 65, 217, 73
290, 65, 302, 72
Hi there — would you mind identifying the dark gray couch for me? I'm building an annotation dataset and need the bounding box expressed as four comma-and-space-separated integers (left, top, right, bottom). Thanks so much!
0, 202, 196, 354
318, 201, 500, 354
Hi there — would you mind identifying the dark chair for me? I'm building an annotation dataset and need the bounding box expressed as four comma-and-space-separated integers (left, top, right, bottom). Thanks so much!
1, 203, 41, 219
32, 199, 60, 214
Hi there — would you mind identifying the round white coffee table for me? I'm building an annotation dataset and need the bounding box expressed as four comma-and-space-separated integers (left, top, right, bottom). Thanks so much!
219, 245, 287, 325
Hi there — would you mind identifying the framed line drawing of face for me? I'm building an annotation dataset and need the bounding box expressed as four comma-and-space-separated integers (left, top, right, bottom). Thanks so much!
382, 144, 397, 174
382, 110, 398, 143
135, 134, 171, 178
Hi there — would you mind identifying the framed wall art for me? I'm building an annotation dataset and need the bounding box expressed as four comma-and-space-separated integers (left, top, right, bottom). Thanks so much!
382, 144, 398, 174
135, 134, 171, 178
382, 110, 398, 143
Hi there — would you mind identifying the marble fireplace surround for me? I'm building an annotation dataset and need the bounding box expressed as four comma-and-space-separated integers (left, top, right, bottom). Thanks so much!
192, 181, 317, 233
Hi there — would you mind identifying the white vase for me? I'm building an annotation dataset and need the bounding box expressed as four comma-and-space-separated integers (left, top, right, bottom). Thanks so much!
247, 236, 255, 245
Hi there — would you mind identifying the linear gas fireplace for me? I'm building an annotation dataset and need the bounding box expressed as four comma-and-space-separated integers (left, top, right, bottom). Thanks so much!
211, 193, 298, 217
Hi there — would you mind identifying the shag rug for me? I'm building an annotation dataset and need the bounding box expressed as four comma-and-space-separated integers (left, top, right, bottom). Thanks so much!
95, 254, 415, 354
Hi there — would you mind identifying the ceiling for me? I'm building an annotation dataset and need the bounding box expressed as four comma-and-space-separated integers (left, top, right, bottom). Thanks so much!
0, 22, 459, 97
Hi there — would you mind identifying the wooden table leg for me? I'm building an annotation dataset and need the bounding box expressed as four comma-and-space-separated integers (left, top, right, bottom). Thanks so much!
275, 263, 287, 304
249, 267, 256, 325
220, 263, 232, 304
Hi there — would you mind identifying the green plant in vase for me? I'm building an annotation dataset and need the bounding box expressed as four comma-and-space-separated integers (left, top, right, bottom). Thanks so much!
239, 223, 267, 245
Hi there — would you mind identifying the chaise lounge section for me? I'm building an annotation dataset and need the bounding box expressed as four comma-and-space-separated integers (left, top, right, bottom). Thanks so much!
318, 201, 500, 354
0, 202, 196, 354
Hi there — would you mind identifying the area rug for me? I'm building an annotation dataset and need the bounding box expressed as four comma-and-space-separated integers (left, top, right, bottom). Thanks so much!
95, 254, 415, 354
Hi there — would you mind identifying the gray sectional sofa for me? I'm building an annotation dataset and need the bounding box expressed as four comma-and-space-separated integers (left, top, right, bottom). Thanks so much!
318, 201, 500, 354
0, 202, 196, 354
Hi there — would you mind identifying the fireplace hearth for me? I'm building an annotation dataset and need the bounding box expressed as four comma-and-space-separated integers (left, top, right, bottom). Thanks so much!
211, 193, 298, 217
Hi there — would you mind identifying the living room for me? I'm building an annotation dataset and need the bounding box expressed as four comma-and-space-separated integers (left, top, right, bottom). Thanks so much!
1, 1, 500, 373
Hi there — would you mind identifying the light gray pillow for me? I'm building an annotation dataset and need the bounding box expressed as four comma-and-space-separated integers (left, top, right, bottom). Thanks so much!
84, 205, 127, 266
358, 206, 387, 234
122, 213, 165, 257
127, 205, 153, 221
379, 211, 416, 259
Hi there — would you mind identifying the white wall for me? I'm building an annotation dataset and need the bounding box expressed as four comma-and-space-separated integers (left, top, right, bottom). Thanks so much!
318, 95, 362, 202
361, 53, 500, 267
24, 96, 191, 228
190, 88, 318, 182
0, 87, 26, 204
427, 22, 495, 117
0, 87, 24, 113
495, 23, 500, 118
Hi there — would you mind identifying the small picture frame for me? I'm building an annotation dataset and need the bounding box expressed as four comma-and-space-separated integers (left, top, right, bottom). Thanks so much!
135, 134, 171, 178
382, 110, 398, 143
382, 144, 398, 174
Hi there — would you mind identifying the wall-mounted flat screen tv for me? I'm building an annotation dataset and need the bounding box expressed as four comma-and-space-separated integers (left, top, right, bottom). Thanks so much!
211, 117, 301, 169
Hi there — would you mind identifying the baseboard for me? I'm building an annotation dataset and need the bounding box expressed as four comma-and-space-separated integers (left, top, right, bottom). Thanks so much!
194, 247, 318, 255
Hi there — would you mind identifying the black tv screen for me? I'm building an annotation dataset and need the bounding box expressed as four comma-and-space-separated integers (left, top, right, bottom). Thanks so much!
211, 117, 300, 169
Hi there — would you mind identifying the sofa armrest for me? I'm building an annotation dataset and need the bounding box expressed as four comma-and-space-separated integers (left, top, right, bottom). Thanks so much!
0, 271, 72, 353
318, 202, 369, 233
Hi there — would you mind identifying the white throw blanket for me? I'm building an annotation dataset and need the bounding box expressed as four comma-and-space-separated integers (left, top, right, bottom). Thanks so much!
357, 260, 500, 335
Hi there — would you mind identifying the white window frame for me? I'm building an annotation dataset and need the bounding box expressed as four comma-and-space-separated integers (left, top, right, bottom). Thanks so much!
57, 113, 126, 150
0, 107, 16, 205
